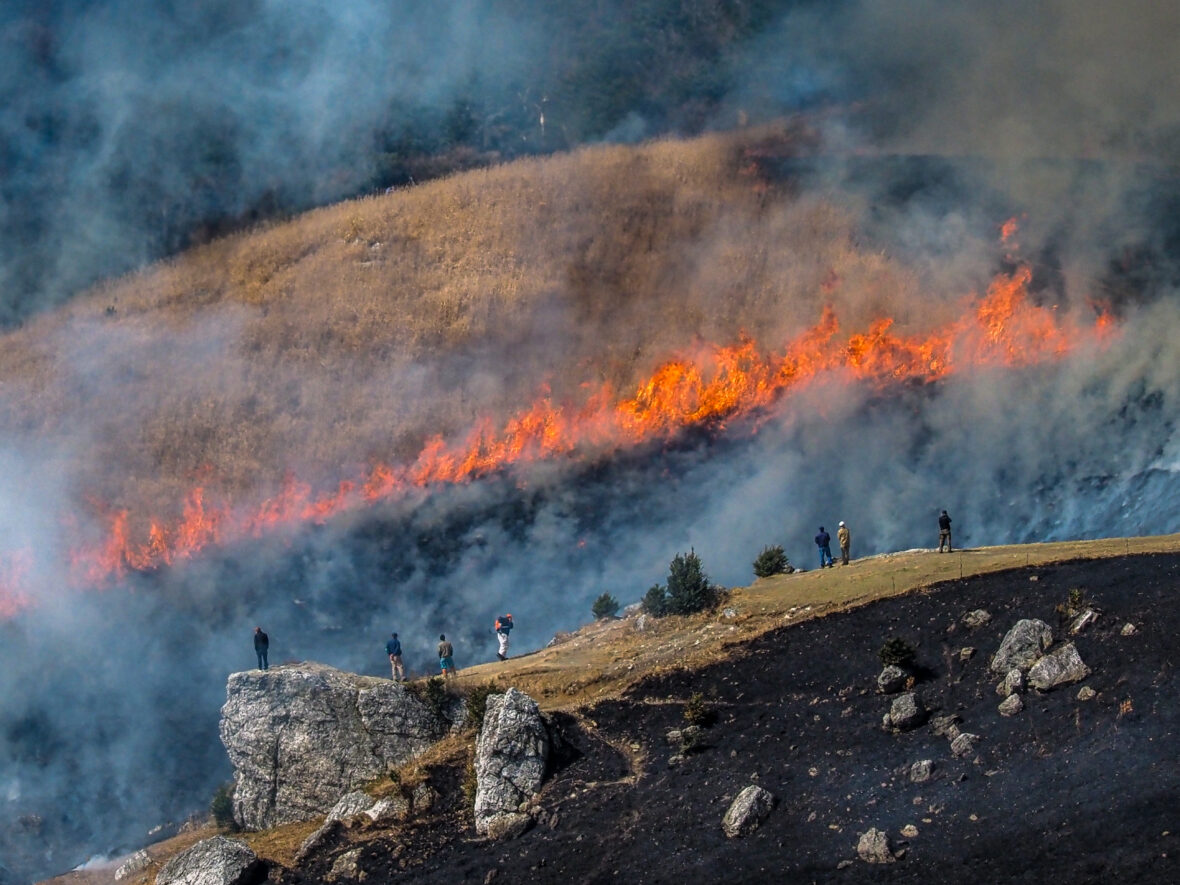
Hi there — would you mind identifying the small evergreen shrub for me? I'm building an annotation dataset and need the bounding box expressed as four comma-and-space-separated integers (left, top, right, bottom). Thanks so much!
463, 682, 501, 732
665, 549, 716, 615
879, 637, 917, 669
643, 583, 668, 616
683, 692, 717, 728
592, 592, 620, 620
210, 782, 238, 831
753, 545, 791, 578
407, 676, 451, 720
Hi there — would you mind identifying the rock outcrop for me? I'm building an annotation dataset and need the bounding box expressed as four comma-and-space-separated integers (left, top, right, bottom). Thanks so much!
473, 688, 550, 837
1028, 643, 1090, 691
154, 836, 267, 885
219, 663, 461, 830
991, 619, 1054, 673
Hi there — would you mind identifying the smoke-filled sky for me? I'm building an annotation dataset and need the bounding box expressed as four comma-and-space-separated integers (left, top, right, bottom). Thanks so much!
2, 1, 1180, 882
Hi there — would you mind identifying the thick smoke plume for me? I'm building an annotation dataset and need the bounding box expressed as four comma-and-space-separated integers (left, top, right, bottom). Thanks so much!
2, 2, 1180, 883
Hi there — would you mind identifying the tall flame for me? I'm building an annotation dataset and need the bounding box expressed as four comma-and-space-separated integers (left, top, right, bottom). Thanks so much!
2, 260, 1114, 613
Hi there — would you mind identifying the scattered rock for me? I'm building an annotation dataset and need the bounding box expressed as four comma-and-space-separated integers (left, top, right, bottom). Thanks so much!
721, 607, 738, 619
1028, 643, 1091, 691
959, 646, 976, 662
328, 847, 363, 881
634, 615, 649, 633
482, 812, 534, 841
909, 760, 935, 783
856, 828, 895, 864
114, 849, 151, 881
1077, 686, 1097, 701
155, 836, 267, 885
473, 689, 550, 836
998, 694, 1024, 717
900, 824, 919, 838
665, 729, 683, 745
991, 619, 1054, 673
1121, 623, 1138, 636
877, 665, 908, 694
950, 733, 980, 757
930, 714, 962, 738
679, 725, 705, 752
996, 668, 1025, 697
546, 631, 575, 648
326, 791, 374, 823
365, 795, 409, 824
1068, 609, 1099, 635
961, 609, 992, 629
836, 859, 854, 870
889, 692, 927, 730
721, 785, 776, 838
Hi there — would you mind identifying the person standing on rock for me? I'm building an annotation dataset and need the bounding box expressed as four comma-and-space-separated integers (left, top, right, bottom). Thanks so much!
253, 626, 269, 671
938, 509, 953, 552
837, 521, 851, 565
438, 634, 457, 679
495, 613, 514, 661
386, 632, 404, 682
815, 526, 835, 568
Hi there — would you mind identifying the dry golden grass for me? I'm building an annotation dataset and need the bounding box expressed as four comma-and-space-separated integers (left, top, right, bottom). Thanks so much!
0, 122, 937, 531
41, 532, 1180, 885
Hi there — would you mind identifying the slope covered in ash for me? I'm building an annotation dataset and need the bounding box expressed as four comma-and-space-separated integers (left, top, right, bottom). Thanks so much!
283, 553, 1178, 884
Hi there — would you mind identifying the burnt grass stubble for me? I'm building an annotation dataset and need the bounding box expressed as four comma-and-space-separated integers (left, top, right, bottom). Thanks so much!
277, 553, 1179, 885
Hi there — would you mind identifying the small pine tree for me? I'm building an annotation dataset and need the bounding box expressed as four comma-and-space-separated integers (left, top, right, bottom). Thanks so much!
210, 782, 238, 831
665, 549, 715, 615
753, 545, 790, 578
643, 583, 668, 616
591, 592, 620, 620
879, 637, 917, 669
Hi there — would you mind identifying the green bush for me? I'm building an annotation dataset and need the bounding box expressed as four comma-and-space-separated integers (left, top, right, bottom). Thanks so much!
463, 682, 502, 732
407, 676, 451, 720
753, 545, 791, 578
210, 782, 238, 831
683, 691, 717, 728
643, 583, 668, 616
879, 637, 917, 669
592, 592, 620, 620
665, 549, 716, 616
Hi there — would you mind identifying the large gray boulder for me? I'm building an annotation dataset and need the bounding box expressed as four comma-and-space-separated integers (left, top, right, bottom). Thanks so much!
990, 619, 1054, 673
1028, 643, 1091, 691
722, 785, 776, 837
220, 663, 461, 830
887, 692, 926, 730
474, 688, 550, 836
154, 836, 266, 885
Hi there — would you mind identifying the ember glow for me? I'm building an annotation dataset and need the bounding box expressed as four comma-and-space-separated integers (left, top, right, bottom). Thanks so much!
0, 261, 1111, 613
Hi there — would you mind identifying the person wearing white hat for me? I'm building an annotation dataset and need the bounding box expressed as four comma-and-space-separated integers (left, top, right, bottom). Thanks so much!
837, 521, 851, 565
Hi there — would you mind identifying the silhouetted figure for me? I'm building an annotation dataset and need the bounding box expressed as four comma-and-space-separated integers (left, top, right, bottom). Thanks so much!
386, 632, 404, 681
495, 613, 514, 661
438, 634, 456, 679
938, 510, 953, 552
815, 527, 834, 568
837, 521, 851, 565
253, 626, 269, 670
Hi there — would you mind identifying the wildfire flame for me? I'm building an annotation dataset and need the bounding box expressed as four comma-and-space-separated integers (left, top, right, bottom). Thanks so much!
2, 258, 1114, 614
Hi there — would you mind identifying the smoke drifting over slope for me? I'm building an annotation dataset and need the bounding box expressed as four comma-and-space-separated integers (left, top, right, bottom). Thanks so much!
2, 2, 1180, 883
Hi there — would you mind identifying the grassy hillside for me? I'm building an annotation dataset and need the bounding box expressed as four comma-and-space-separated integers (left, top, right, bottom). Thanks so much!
0, 123, 933, 536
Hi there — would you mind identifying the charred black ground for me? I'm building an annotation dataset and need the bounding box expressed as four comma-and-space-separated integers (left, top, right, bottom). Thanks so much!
283, 553, 1179, 885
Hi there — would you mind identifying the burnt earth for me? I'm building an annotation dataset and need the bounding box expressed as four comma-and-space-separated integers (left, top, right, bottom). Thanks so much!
279, 554, 1180, 884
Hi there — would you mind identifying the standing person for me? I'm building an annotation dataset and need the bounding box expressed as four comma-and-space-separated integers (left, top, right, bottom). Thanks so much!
815, 526, 835, 569
495, 613, 514, 661
938, 510, 953, 552
253, 626, 269, 671
386, 632, 404, 682
438, 634, 457, 680
837, 521, 851, 565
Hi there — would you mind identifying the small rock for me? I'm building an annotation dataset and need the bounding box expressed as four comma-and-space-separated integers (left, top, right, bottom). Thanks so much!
998, 694, 1024, 717
546, 631, 575, 648
961, 609, 992, 629
836, 859, 854, 870
296, 820, 342, 865
909, 760, 935, 783
900, 824, 919, 838
1029, 575, 1039, 581
889, 692, 926, 731
482, 812, 533, 841
1028, 643, 1091, 691
877, 665, 908, 694
857, 828, 895, 864
114, 849, 151, 881
950, 733, 980, 757
959, 647, 976, 662
634, 615, 649, 633
665, 729, 683, 745
996, 668, 1025, 697
622, 602, 642, 617
881, 712, 893, 730
721, 607, 738, 619
931, 714, 962, 737
721, 785, 777, 838
329, 847, 363, 880
1121, 623, 1137, 636
1069, 609, 1099, 635
991, 619, 1054, 673
155, 836, 265, 885
365, 795, 409, 824
326, 790, 374, 823
1077, 686, 1097, 701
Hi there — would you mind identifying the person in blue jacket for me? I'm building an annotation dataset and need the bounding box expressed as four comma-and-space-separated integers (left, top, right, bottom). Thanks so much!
253, 626, 269, 670
386, 632, 404, 681
815, 527, 835, 569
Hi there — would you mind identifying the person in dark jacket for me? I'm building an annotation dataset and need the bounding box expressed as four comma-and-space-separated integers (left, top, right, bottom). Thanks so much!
386, 632, 404, 681
938, 510, 953, 552
253, 626, 269, 670
815, 527, 835, 568
495, 613, 514, 661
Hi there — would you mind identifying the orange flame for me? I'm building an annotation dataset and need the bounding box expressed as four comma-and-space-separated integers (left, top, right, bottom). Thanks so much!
3, 262, 1116, 612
